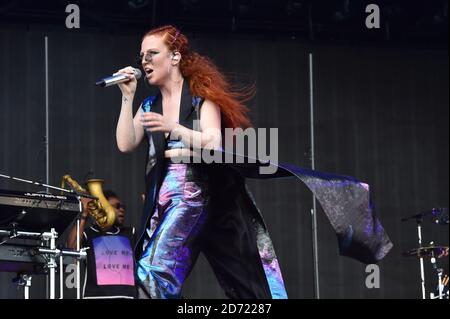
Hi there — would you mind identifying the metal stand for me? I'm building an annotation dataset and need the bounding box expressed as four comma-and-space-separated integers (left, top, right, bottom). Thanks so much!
76, 216, 82, 299
14, 274, 33, 299
308, 52, 320, 299
42, 228, 58, 299
1, 228, 87, 299
413, 219, 426, 299
59, 253, 64, 299
402, 209, 449, 299
37, 245, 87, 299
429, 256, 445, 299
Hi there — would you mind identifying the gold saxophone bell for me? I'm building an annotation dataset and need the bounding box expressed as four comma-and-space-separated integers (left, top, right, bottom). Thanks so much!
61, 175, 116, 230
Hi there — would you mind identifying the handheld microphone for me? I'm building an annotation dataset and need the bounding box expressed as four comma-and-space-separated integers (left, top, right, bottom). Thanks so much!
95, 68, 142, 87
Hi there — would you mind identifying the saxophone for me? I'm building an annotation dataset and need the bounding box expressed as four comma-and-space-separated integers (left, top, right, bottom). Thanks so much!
61, 175, 116, 230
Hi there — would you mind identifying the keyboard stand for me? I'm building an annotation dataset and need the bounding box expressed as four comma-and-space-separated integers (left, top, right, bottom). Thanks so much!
0, 227, 87, 299
13, 273, 33, 299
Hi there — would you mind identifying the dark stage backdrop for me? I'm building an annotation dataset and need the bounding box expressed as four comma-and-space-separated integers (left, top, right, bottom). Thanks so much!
0, 26, 448, 299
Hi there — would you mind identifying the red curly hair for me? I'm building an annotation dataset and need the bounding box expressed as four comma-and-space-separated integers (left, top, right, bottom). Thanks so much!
143, 25, 253, 129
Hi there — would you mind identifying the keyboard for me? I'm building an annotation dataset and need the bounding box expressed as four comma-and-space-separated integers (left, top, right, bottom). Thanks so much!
0, 189, 80, 234
0, 243, 47, 274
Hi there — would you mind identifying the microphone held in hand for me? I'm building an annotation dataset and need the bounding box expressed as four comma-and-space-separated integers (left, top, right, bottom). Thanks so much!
95, 68, 142, 87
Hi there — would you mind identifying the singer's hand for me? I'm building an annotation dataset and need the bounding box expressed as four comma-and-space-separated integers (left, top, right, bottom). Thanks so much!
140, 112, 178, 133
116, 66, 138, 97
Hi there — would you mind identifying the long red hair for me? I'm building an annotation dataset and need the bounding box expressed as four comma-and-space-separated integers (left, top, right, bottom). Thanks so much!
143, 25, 253, 129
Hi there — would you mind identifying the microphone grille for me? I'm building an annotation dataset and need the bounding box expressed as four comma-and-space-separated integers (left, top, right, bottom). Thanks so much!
133, 68, 142, 80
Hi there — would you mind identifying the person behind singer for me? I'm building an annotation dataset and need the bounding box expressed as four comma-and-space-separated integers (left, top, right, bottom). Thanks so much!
67, 190, 137, 299
115, 25, 287, 299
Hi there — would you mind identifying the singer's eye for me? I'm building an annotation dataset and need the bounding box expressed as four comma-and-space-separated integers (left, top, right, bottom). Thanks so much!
145, 51, 159, 61
136, 51, 159, 65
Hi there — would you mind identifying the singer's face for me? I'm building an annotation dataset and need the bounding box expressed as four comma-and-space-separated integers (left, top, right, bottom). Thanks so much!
140, 35, 172, 86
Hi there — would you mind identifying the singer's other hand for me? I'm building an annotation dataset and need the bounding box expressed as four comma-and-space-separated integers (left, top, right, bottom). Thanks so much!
116, 66, 138, 97
140, 112, 178, 133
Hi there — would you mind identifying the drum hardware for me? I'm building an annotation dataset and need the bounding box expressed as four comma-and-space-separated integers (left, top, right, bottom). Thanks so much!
403, 246, 449, 259
402, 208, 449, 299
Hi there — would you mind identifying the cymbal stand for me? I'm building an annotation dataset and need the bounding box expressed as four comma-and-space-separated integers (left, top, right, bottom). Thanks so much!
414, 217, 426, 299
429, 254, 444, 299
